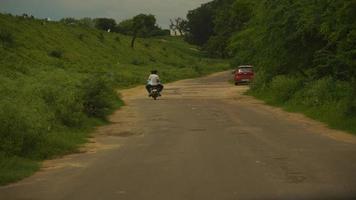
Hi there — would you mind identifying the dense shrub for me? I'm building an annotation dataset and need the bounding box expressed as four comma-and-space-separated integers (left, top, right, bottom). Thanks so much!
300, 78, 336, 106
249, 69, 272, 92
292, 77, 354, 111
266, 76, 303, 103
131, 57, 145, 65
78, 33, 85, 41
48, 50, 63, 58
82, 75, 120, 119
37, 74, 85, 127
0, 98, 50, 158
97, 33, 105, 42
0, 29, 14, 48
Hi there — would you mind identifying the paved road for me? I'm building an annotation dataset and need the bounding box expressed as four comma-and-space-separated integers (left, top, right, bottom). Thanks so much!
1, 72, 356, 200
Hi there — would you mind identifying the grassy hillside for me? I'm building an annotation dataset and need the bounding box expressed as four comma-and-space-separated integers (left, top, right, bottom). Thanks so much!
0, 13, 229, 185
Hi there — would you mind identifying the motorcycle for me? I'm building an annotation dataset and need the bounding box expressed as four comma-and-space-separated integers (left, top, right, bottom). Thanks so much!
150, 86, 161, 100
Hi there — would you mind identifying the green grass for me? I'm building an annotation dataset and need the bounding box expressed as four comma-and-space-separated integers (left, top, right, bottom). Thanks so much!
0, 153, 40, 185
248, 75, 356, 135
0, 13, 230, 185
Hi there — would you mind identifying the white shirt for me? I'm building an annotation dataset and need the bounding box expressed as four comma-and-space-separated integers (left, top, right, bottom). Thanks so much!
148, 74, 160, 86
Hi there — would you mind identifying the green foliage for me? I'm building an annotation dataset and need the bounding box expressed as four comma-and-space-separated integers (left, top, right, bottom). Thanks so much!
0, 99, 48, 158
48, 50, 63, 58
130, 14, 157, 48
185, 0, 253, 56
116, 14, 169, 48
94, 18, 116, 31
0, 153, 39, 185
37, 71, 85, 127
116, 19, 134, 35
82, 75, 120, 118
131, 57, 146, 65
114, 36, 120, 42
78, 33, 85, 41
266, 76, 303, 104
97, 33, 105, 42
60, 18, 77, 25
170, 18, 188, 36
0, 29, 14, 48
185, 3, 215, 45
249, 75, 356, 134
188, 0, 355, 80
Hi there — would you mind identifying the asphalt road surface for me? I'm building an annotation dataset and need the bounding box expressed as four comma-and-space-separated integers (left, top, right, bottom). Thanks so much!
1, 71, 356, 200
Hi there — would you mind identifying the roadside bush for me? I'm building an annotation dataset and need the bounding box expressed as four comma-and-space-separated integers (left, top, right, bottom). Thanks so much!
131, 57, 145, 65
267, 75, 303, 104
32, 71, 90, 128
82, 75, 120, 119
48, 50, 63, 58
78, 33, 85, 41
249, 70, 272, 92
39, 82, 85, 128
0, 29, 14, 48
294, 77, 335, 107
97, 33, 105, 42
0, 98, 50, 158
292, 77, 355, 113
149, 55, 156, 63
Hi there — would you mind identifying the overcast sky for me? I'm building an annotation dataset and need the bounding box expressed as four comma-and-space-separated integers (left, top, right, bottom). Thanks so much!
0, 0, 211, 28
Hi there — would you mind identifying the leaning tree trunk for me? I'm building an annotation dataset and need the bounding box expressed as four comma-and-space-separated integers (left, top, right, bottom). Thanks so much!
131, 31, 138, 48
178, 29, 183, 36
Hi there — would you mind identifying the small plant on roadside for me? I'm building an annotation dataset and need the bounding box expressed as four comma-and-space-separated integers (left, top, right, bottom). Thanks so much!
114, 36, 120, 42
0, 29, 14, 48
97, 33, 105, 43
78, 33, 85, 41
149, 55, 156, 63
48, 50, 63, 58
131, 57, 145, 65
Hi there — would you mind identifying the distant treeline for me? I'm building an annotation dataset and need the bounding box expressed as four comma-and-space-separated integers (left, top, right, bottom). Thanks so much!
185, 0, 356, 133
60, 15, 170, 37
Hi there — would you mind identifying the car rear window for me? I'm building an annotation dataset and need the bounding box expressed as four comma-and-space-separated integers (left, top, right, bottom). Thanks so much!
238, 68, 253, 73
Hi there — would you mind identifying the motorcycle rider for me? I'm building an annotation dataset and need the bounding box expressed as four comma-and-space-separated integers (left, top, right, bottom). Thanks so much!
146, 70, 163, 96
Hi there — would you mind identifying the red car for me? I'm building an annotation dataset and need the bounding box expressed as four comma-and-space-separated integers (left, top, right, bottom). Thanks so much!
233, 65, 254, 85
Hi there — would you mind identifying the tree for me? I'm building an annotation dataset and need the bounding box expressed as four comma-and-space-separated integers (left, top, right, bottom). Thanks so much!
78, 17, 95, 28
94, 18, 116, 31
185, 4, 214, 45
130, 14, 157, 48
170, 19, 178, 36
170, 18, 188, 36
176, 18, 188, 36
116, 14, 167, 47
116, 19, 134, 34
60, 17, 78, 25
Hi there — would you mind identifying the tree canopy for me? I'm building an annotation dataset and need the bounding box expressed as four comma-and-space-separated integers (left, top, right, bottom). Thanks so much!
94, 18, 116, 31
185, 0, 356, 81
115, 14, 169, 48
